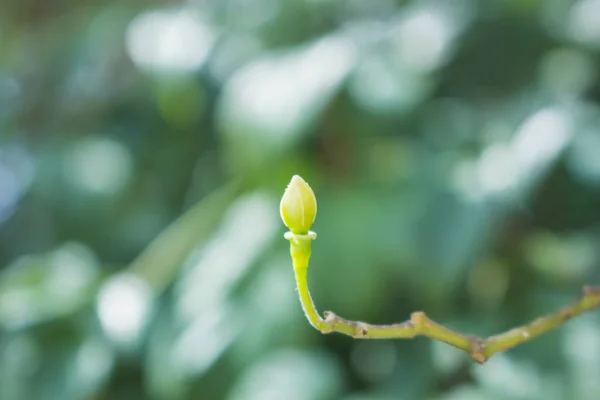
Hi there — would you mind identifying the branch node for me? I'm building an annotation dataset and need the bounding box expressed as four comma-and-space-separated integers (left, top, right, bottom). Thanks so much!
351, 321, 369, 337
410, 311, 427, 334
469, 337, 487, 364
321, 311, 335, 334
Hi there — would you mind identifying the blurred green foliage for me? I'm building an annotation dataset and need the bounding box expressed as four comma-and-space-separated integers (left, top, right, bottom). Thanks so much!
1, 0, 600, 399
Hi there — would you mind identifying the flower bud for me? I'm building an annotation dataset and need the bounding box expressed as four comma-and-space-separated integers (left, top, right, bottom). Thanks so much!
280, 175, 317, 235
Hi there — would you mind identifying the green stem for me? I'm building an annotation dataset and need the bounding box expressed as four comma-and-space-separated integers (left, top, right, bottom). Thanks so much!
293, 267, 325, 331
285, 232, 600, 364
288, 232, 325, 331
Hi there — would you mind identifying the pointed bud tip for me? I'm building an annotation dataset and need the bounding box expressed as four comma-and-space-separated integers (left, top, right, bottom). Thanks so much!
290, 174, 304, 183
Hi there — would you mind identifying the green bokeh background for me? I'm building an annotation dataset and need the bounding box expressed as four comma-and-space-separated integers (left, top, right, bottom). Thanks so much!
1, 0, 600, 399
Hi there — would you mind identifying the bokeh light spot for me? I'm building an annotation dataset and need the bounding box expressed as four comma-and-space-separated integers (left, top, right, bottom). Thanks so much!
126, 8, 216, 73
64, 137, 132, 196
97, 273, 153, 345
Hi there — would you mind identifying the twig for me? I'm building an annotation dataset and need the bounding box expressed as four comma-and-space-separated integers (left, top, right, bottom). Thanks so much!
279, 176, 600, 364
288, 233, 600, 364
317, 287, 600, 364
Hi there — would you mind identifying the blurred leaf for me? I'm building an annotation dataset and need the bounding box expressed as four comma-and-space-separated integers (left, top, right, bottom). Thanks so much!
217, 33, 356, 174
472, 353, 562, 400
227, 349, 343, 400
434, 385, 504, 400
146, 192, 279, 398
128, 183, 240, 291
231, 254, 312, 363
0, 326, 114, 400
0, 243, 100, 330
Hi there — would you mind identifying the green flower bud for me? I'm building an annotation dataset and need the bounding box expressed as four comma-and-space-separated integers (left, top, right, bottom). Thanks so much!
280, 175, 317, 235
